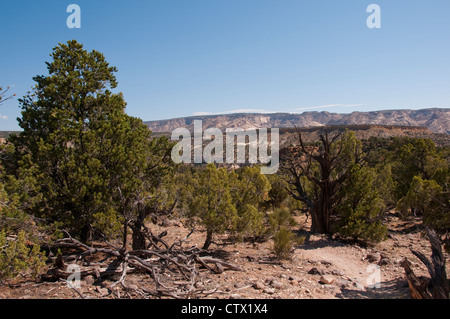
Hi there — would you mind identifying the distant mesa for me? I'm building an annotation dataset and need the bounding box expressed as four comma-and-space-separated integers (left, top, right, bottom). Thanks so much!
144, 108, 450, 135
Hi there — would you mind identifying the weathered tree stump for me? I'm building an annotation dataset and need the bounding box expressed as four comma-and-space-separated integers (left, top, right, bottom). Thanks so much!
402, 228, 449, 299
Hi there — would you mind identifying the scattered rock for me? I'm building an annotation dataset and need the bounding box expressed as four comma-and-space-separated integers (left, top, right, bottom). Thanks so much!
331, 269, 344, 276
234, 282, 247, 289
270, 280, 283, 289
263, 287, 276, 294
321, 284, 335, 290
230, 294, 242, 299
319, 275, 335, 285
378, 257, 391, 266
365, 252, 382, 263
351, 280, 366, 292
334, 278, 351, 288
319, 260, 333, 266
253, 281, 265, 290
160, 217, 173, 227
308, 267, 324, 275
83, 275, 95, 286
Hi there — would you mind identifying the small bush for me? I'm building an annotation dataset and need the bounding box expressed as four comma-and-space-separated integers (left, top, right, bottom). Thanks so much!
0, 230, 46, 282
273, 227, 304, 260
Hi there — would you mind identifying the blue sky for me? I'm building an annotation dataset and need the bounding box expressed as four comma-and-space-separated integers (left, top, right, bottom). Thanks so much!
1, 0, 449, 130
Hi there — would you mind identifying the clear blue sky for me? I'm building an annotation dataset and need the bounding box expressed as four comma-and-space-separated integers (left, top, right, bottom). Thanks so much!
1, 0, 449, 130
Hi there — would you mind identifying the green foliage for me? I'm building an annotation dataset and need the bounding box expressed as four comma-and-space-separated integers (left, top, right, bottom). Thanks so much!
183, 164, 237, 249
267, 207, 297, 234
0, 230, 46, 282
263, 173, 301, 211
264, 207, 303, 260
5, 40, 177, 247
390, 138, 447, 200
397, 175, 449, 232
8, 40, 127, 242
337, 165, 387, 243
0, 174, 46, 281
182, 164, 271, 249
273, 227, 298, 260
231, 166, 271, 238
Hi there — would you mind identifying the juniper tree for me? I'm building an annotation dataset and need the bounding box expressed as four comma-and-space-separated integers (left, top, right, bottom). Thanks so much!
281, 129, 387, 242
184, 164, 237, 250
281, 130, 362, 234
9, 40, 173, 244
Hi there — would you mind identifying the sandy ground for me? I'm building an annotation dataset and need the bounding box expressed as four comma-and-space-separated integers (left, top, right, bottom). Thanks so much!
0, 212, 447, 300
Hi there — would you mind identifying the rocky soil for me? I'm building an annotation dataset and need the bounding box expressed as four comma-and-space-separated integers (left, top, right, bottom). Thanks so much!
0, 212, 447, 300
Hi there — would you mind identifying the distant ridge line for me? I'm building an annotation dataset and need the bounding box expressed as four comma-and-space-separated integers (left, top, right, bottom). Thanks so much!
144, 108, 450, 134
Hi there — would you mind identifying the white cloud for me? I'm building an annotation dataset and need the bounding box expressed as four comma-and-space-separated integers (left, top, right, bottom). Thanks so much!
192, 104, 365, 116
0, 114, 8, 120
192, 108, 275, 116
192, 111, 214, 116
292, 104, 364, 112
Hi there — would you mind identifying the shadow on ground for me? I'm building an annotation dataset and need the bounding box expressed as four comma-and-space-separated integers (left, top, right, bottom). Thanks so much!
336, 277, 410, 299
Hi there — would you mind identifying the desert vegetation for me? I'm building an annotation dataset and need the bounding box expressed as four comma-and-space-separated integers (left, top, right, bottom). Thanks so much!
0, 41, 448, 299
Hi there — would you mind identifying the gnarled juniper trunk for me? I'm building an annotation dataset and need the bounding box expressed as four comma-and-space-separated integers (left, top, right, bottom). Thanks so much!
403, 228, 449, 299
131, 209, 148, 251
202, 230, 214, 250
281, 130, 352, 235
131, 222, 147, 251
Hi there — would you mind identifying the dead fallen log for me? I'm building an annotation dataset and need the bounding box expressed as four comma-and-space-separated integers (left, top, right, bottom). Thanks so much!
196, 256, 243, 272
402, 228, 449, 299
42, 232, 244, 298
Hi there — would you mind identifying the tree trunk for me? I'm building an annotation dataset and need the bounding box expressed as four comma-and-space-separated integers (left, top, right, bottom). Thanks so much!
131, 209, 148, 250
80, 224, 93, 244
310, 191, 332, 234
131, 223, 147, 251
402, 228, 449, 299
202, 230, 214, 250
122, 219, 129, 249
